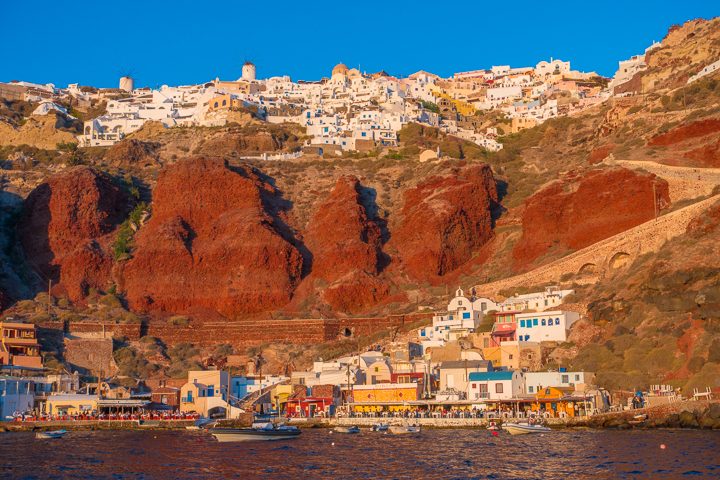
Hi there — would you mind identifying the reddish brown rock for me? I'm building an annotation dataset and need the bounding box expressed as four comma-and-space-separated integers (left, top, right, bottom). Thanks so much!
587, 143, 615, 164
513, 168, 670, 267
682, 139, 720, 168
648, 119, 720, 146
18, 166, 129, 302
390, 164, 498, 281
120, 157, 303, 317
303, 175, 389, 312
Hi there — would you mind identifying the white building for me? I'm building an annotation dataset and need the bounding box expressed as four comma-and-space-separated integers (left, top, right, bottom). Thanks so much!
467, 370, 525, 401
419, 288, 483, 345
500, 286, 574, 312
524, 371, 595, 395
515, 310, 580, 343
0, 376, 34, 419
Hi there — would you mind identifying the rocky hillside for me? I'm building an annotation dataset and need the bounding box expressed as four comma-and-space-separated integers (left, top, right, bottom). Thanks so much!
0, 18, 718, 391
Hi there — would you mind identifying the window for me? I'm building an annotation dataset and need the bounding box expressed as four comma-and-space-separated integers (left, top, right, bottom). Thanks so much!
495, 383, 504, 394
462, 312, 471, 319
541, 319, 546, 326
529, 386, 534, 393
561, 375, 569, 384
472, 384, 476, 388
533, 319, 538, 326
525, 335, 530, 341
555, 318, 560, 325
575, 375, 580, 381
520, 320, 525, 327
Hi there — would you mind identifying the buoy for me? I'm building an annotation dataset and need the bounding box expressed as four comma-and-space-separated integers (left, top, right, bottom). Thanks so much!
491, 431, 499, 437
332, 442, 335, 446
660, 444, 666, 449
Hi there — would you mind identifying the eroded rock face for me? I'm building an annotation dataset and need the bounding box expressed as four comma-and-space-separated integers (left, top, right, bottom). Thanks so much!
19, 166, 129, 301
390, 164, 498, 281
513, 168, 671, 267
303, 175, 388, 312
648, 119, 720, 146
120, 157, 303, 317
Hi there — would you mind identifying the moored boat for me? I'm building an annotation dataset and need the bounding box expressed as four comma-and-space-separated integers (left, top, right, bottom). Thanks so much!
387, 425, 421, 435
371, 423, 389, 432
502, 422, 552, 435
209, 423, 301, 442
35, 429, 67, 439
334, 425, 360, 434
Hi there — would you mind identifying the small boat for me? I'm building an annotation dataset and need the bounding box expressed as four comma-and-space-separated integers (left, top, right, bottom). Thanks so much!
387, 425, 421, 435
334, 425, 360, 434
371, 423, 389, 432
186, 418, 214, 430
502, 422, 552, 435
209, 423, 301, 442
35, 429, 67, 439
137, 420, 161, 428
628, 414, 648, 425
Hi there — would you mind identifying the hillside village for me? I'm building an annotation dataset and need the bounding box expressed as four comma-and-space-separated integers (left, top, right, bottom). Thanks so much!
2, 55, 614, 156
1, 17, 719, 425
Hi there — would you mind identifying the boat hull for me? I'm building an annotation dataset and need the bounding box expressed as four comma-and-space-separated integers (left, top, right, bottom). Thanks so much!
502, 423, 552, 435
35, 430, 67, 439
209, 428, 301, 442
334, 426, 360, 434
387, 426, 421, 435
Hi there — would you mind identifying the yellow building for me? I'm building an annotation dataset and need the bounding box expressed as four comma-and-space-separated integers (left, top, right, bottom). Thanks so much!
207, 94, 245, 112
349, 383, 421, 404
532, 386, 578, 417
46, 394, 98, 415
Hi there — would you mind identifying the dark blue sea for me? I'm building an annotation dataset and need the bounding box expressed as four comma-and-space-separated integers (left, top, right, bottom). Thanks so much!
1, 428, 718, 479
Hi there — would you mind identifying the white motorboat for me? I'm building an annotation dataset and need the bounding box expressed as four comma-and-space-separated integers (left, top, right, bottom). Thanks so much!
209, 423, 301, 442
387, 425, 421, 435
186, 418, 214, 430
371, 423, 389, 432
334, 425, 360, 434
502, 422, 552, 435
35, 429, 67, 439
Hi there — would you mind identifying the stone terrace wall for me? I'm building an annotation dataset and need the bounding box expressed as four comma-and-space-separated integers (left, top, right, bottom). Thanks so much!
475, 194, 720, 296
145, 313, 432, 347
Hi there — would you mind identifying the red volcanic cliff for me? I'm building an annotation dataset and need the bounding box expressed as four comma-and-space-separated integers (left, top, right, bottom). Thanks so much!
513, 168, 670, 267
648, 119, 720, 146
120, 157, 303, 317
18, 167, 129, 302
303, 175, 389, 312
390, 164, 498, 282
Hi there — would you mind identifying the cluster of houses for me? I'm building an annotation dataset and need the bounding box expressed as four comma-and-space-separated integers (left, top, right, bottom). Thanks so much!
3, 56, 622, 155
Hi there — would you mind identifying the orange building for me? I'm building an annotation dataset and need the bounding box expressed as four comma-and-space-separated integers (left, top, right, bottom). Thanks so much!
0, 321, 42, 369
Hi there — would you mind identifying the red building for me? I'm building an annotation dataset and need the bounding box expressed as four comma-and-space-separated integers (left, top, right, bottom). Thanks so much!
490, 311, 520, 345
151, 387, 181, 410
285, 397, 335, 418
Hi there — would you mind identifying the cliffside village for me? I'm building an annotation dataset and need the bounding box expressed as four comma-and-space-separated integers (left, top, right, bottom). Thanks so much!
3, 44, 682, 157
4, 285, 704, 423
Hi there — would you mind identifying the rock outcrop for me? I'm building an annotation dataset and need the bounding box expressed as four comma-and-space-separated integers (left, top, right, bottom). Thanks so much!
303, 175, 388, 312
513, 168, 671, 267
104, 139, 161, 168
19, 166, 129, 301
390, 164, 498, 281
648, 119, 720, 147
120, 157, 303, 317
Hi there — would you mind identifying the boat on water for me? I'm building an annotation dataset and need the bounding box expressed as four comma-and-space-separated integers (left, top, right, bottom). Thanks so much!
186, 418, 214, 430
334, 425, 360, 434
209, 422, 301, 442
628, 414, 648, 425
137, 420, 161, 428
35, 429, 67, 440
502, 422, 552, 435
371, 423, 389, 432
387, 425, 421, 435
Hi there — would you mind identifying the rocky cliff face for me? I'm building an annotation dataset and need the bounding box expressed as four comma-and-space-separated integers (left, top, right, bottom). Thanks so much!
18, 166, 129, 301
120, 157, 304, 317
512, 168, 671, 268
390, 164, 498, 282
302, 175, 389, 312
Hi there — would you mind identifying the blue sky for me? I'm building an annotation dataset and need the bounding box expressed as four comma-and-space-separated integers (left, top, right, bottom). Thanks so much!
1, 1, 717, 88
